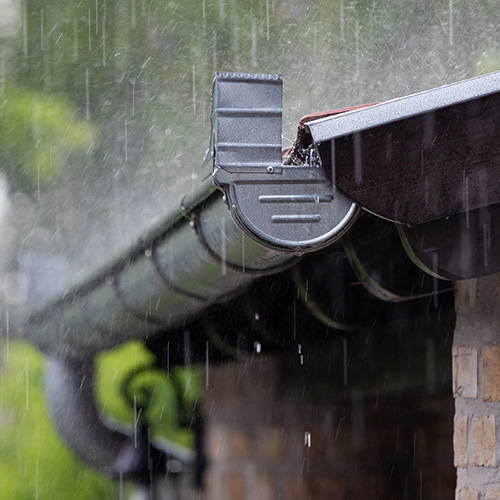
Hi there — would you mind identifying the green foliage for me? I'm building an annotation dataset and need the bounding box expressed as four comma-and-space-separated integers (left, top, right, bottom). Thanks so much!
0, 341, 116, 499
95, 341, 200, 452
0, 340, 199, 498
0, 85, 96, 191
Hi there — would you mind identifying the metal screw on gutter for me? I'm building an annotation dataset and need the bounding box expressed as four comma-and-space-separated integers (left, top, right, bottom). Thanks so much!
267, 166, 275, 174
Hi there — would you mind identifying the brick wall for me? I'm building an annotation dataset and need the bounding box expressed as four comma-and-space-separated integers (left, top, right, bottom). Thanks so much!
453, 277, 500, 498
202, 353, 455, 500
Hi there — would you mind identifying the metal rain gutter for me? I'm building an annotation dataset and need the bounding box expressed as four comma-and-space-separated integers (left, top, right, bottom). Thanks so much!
20, 72, 359, 360
18, 71, 359, 476
17, 70, 500, 477
21, 69, 500, 356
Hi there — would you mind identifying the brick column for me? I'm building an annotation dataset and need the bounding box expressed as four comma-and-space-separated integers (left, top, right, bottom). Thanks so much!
454, 276, 500, 499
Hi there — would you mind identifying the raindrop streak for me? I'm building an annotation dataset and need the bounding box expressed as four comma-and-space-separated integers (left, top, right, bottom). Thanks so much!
351, 389, 365, 448
5, 311, 9, 363
192, 65, 197, 116
140, 56, 151, 72
119, 473, 124, 500
354, 21, 360, 81
413, 433, 417, 468
340, 0, 344, 40
184, 371, 193, 398
304, 431, 311, 447
0, 56, 5, 95
130, 78, 136, 117
35, 457, 39, 500
304, 431, 311, 473
102, 3, 107, 66
426, 338, 436, 394
133, 395, 142, 448
483, 212, 491, 268
159, 403, 166, 421
448, 0, 454, 47
313, 24, 317, 59
241, 236, 245, 273
88, 9, 92, 51
21, 0, 28, 57
354, 133, 362, 184
220, 217, 227, 276
131, 0, 136, 29
40, 8, 44, 51
37, 164, 40, 201
95, 0, 99, 35
184, 330, 192, 366
465, 176, 470, 228
25, 357, 29, 411
212, 31, 217, 73
85, 68, 90, 120
124, 120, 128, 161
265, 0, 270, 41
420, 470, 423, 500
432, 253, 439, 309
343, 338, 348, 386
166, 341, 170, 379
251, 20, 257, 67
205, 341, 209, 388
330, 139, 336, 187
72, 17, 78, 61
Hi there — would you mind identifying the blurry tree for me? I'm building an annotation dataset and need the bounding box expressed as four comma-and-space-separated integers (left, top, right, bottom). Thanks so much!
0, 342, 117, 499
0, 85, 95, 191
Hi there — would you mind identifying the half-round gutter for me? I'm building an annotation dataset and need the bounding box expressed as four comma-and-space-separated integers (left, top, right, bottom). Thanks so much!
22, 69, 500, 476
21, 72, 359, 360
23, 180, 304, 359
16, 72, 359, 475
34, 181, 302, 475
